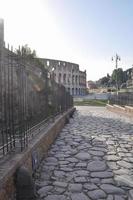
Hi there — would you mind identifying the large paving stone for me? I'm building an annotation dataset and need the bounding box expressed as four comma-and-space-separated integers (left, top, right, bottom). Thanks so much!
90, 178, 100, 184
89, 150, 104, 156
88, 189, 107, 199
37, 186, 53, 197
117, 161, 132, 169
114, 195, 125, 200
74, 176, 87, 183
124, 157, 133, 163
83, 183, 98, 191
91, 171, 113, 178
55, 153, 65, 158
45, 194, 66, 200
77, 145, 91, 150
87, 161, 107, 171
107, 161, 120, 170
114, 168, 130, 175
106, 155, 120, 161
75, 152, 91, 160
92, 156, 102, 161
101, 178, 115, 184
68, 184, 82, 192
75, 170, 89, 176
59, 161, 70, 165
35, 182, 47, 190
118, 152, 132, 157
91, 147, 107, 152
45, 157, 58, 163
54, 187, 66, 194
66, 157, 79, 163
129, 189, 133, 200
71, 193, 91, 200
76, 162, 87, 167
53, 181, 68, 188
107, 195, 113, 200
100, 184, 125, 195
60, 167, 73, 172
114, 174, 133, 187
54, 171, 66, 177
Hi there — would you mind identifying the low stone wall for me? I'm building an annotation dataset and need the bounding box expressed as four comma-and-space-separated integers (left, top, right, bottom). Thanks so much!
106, 104, 133, 117
0, 107, 75, 200
125, 106, 133, 114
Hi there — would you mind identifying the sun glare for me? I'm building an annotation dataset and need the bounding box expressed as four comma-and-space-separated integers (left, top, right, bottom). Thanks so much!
0, 0, 56, 49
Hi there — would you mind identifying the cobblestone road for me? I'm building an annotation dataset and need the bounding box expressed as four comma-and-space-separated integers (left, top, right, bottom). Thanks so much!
35, 106, 133, 200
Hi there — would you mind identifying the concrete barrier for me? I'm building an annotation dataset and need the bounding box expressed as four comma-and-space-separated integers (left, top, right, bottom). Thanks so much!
113, 104, 126, 113
106, 104, 133, 118
125, 106, 133, 114
0, 107, 75, 200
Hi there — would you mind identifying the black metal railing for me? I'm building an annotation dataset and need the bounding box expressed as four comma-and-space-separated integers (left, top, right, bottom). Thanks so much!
109, 92, 133, 107
0, 44, 73, 156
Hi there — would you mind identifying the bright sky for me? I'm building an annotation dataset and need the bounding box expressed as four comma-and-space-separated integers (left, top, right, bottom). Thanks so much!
0, 0, 133, 81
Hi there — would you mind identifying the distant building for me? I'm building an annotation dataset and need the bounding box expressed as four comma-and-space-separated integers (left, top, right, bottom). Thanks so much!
126, 67, 133, 88
87, 80, 97, 89
131, 68, 133, 85
41, 58, 87, 96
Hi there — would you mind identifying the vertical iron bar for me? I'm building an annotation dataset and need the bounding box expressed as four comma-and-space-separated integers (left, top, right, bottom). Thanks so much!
8, 46, 12, 150
11, 46, 15, 148
18, 47, 23, 151
0, 39, 4, 154
4, 45, 9, 153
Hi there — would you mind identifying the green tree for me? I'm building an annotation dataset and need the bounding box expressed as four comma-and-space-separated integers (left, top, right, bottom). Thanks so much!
98, 73, 110, 87
100, 76, 109, 86
111, 68, 124, 89
15, 44, 48, 72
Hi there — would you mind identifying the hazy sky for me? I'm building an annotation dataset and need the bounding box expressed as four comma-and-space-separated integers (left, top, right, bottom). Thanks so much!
0, 0, 133, 81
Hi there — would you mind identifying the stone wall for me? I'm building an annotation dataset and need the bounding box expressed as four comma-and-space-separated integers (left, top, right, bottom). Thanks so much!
0, 107, 75, 200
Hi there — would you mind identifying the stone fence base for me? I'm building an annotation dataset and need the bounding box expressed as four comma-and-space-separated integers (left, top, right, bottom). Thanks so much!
0, 107, 75, 200
106, 104, 133, 117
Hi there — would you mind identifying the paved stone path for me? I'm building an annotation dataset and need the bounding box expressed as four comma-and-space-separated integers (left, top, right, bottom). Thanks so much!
35, 106, 133, 200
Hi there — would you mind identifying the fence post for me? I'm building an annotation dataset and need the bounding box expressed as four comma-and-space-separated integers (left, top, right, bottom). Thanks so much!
0, 19, 4, 154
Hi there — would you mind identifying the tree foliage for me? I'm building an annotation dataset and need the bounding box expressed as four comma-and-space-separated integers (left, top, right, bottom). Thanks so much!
100, 76, 109, 86
14, 44, 48, 72
96, 67, 133, 89
15, 44, 37, 59
97, 73, 111, 87
111, 68, 124, 87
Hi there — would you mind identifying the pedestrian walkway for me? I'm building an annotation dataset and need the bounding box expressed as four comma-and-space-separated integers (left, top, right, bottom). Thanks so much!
35, 106, 133, 200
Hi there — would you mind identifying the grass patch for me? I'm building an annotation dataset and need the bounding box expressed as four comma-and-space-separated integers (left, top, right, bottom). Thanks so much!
74, 99, 108, 106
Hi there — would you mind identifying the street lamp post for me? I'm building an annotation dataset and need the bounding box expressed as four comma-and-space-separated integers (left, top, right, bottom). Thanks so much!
112, 54, 121, 94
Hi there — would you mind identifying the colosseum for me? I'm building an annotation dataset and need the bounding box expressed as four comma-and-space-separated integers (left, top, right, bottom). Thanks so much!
41, 58, 87, 96
0, 19, 87, 96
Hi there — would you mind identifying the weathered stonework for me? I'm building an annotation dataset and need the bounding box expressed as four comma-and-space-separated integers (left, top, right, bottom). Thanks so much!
0, 107, 75, 200
41, 58, 87, 96
34, 106, 133, 200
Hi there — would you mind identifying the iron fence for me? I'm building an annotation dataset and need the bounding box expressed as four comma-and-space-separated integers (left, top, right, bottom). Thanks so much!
109, 92, 133, 107
0, 44, 73, 157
